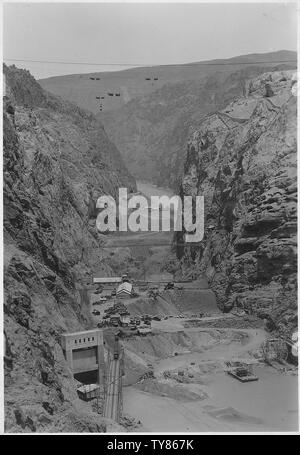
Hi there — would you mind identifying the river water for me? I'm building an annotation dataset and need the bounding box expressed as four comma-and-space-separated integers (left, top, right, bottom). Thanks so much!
136, 180, 174, 199
124, 365, 298, 432
105, 180, 175, 249
123, 326, 298, 432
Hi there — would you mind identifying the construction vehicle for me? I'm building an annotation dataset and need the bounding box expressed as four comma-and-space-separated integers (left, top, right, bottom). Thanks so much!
94, 285, 104, 294
226, 362, 258, 382
93, 298, 106, 306
92, 309, 100, 315
164, 282, 174, 290
114, 336, 119, 359
143, 315, 152, 326
77, 383, 100, 401
110, 314, 120, 327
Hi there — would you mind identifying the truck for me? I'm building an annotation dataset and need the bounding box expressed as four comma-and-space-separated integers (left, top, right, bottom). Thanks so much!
143, 315, 152, 326
110, 314, 120, 327
94, 285, 104, 294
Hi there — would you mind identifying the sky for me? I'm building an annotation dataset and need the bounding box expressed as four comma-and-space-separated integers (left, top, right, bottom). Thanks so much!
3, 1, 298, 79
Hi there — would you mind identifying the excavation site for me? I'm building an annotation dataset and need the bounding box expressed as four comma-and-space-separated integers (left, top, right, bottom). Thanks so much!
3, 3, 298, 435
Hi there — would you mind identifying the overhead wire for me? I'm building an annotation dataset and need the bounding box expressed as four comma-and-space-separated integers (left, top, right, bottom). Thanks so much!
4, 57, 297, 68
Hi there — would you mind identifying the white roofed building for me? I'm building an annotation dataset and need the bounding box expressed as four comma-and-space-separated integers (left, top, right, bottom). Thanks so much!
116, 281, 134, 298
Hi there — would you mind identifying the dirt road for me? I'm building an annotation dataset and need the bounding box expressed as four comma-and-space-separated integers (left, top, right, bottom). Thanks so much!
123, 325, 298, 432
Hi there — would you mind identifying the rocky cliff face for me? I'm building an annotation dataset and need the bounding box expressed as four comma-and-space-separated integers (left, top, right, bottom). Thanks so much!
100, 63, 296, 189
3, 64, 135, 432
178, 70, 297, 339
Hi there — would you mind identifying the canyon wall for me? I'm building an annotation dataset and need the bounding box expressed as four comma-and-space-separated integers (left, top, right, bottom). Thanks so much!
3, 64, 135, 432
178, 70, 297, 338
101, 63, 295, 189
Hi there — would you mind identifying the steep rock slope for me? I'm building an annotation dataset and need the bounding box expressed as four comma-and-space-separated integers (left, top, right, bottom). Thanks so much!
3, 64, 135, 432
100, 62, 296, 188
178, 70, 297, 339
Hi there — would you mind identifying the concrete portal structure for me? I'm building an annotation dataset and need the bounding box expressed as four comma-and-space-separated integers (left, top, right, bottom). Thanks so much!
61, 329, 105, 393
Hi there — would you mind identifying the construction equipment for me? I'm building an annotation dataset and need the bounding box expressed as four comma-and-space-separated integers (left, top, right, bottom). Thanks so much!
110, 314, 120, 327
77, 383, 100, 401
226, 362, 258, 382
103, 338, 123, 422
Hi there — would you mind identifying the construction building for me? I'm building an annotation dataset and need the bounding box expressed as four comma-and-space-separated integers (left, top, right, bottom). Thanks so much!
61, 329, 105, 392
116, 281, 135, 298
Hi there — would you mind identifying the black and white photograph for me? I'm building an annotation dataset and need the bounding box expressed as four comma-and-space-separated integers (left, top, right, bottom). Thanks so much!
1, 0, 298, 435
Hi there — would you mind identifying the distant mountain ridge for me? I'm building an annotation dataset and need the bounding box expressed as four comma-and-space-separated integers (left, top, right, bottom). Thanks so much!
100, 60, 297, 188
38, 50, 296, 115
189, 49, 296, 65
